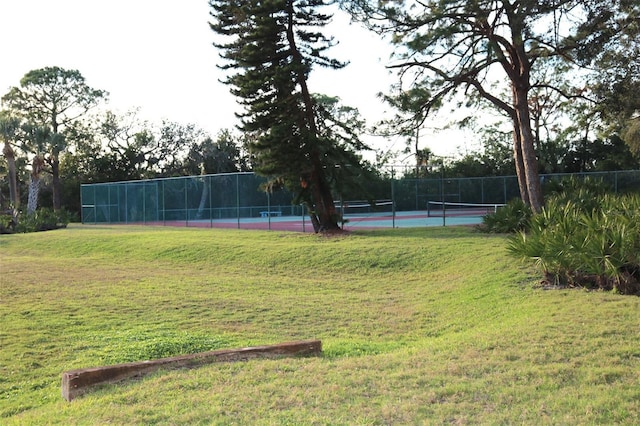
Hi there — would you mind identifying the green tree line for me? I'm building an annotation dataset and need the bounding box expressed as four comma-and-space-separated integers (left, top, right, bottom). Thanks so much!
0, 67, 252, 228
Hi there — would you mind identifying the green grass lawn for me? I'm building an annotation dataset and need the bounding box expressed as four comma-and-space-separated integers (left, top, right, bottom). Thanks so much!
1, 225, 639, 424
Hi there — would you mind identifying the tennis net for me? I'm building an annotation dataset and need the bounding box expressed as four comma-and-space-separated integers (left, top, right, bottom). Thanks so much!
336, 200, 394, 217
427, 201, 505, 217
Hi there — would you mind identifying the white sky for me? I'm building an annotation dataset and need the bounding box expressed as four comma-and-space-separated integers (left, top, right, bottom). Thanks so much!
0, 0, 465, 160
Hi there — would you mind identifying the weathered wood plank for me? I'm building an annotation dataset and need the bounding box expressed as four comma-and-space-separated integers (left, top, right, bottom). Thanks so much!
62, 339, 321, 401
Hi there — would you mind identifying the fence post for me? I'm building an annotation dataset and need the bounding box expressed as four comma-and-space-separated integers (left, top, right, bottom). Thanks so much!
441, 166, 446, 227
209, 176, 213, 228
162, 180, 165, 226
125, 185, 128, 224
503, 177, 507, 204
101, 185, 104, 224
143, 182, 146, 225
302, 207, 306, 232
391, 173, 396, 228
184, 178, 188, 227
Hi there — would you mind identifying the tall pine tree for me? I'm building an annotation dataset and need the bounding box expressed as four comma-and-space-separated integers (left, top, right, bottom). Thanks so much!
210, 0, 350, 232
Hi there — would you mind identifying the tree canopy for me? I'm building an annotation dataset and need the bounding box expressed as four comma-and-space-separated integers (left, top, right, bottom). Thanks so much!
572, 0, 640, 152
342, 0, 639, 211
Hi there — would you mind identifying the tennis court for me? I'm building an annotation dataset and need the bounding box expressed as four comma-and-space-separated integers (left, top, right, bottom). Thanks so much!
148, 202, 491, 232
82, 170, 640, 231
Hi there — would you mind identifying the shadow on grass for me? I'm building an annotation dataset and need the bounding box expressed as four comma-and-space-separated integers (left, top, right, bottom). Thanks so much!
348, 226, 493, 240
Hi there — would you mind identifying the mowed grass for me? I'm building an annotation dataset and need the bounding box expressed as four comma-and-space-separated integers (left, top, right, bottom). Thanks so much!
1, 225, 639, 424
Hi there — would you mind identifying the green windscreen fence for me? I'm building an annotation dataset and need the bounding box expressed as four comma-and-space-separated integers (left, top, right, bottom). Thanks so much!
81, 170, 640, 225
81, 173, 303, 225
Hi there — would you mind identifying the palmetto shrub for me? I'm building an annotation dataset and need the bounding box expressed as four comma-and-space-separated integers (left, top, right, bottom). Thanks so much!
481, 176, 613, 235
508, 193, 640, 295
479, 198, 533, 234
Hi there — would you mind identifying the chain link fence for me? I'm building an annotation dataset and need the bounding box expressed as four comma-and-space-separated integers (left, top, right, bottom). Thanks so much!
81, 169, 640, 227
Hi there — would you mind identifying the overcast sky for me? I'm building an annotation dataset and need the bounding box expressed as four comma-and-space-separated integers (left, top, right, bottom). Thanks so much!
0, 0, 466, 159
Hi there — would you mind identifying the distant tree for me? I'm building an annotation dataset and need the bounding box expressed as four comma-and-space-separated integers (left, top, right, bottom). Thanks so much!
565, 1, 640, 156
448, 126, 515, 177
211, 0, 365, 232
626, 122, 640, 155
183, 129, 248, 176
156, 120, 208, 176
572, 1, 640, 126
59, 121, 105, 215
311, 94, 373, 198
1, 66, 107, 211
97, 110, 157, 180
371, 86, 436, 178
60, 109, 219, 210
94, 110, 213, 180
561, 134, 640, 173
21, 125, 63, 214
0, 111, 21, 213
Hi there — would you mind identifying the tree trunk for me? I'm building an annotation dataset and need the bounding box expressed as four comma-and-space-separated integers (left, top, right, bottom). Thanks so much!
27, 155, 45, 215
513, 87, 543, 213
27, 176, 41, 215
3, 142, 20, 210
284, 0, 339, 232
51, 155, 62, 211
195, 177, 209, 220
510, 86, 529, 206
511, 124, 530, 206
303, 200, 322, 233
309, 154, 339, 231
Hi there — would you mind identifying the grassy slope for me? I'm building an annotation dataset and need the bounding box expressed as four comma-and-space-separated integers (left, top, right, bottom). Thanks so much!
1, 225, 639, 424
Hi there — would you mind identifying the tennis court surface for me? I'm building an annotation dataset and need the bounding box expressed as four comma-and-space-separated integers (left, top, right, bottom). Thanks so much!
146, 205, 491, 232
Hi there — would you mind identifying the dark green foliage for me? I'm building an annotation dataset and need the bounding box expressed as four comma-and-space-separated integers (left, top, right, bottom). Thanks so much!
508, 193, 640, 295
572, 1, 640, 130
560, 135, 640, 173
13, 208, 73, 233
479, 198, 532, 234
0, 211, 15, 234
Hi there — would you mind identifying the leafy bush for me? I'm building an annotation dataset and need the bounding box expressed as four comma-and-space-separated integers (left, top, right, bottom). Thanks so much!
508, 193, 640, 295
479, 198, 533, 233
0, 211, 17, 234
15, 208, 73, 233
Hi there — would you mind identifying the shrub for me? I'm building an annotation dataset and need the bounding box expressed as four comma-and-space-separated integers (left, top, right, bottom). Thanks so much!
15, 208, 73, 233
0, 211, 17, 234
508, 193, 640, 295
481, 176, 614, 235
479, 198, 532, 233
